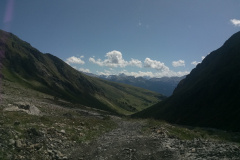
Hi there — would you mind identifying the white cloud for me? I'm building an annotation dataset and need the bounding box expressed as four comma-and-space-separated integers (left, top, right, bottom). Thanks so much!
172, 60, 185, 67
66, 56, 85, 65
144, 58, 169, 71
89, 57, 103, 66
78, 68, 90, 73
89, 50, 142, 68
191, 61, 200, 66
191, 55, 206, 66
230, 19, 240, 27
129, 59, 142, 68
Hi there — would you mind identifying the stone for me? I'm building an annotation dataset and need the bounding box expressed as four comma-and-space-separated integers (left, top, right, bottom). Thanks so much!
47, 149, 53, 155
4, 102, 41, 116
79, 133, 85, 137
60, 129, 66, 134
28, 104, 41, 115
56, 150, 63, 157
157, 129, 164, 134
9, 139, 15, 145
15, 140, 22, 148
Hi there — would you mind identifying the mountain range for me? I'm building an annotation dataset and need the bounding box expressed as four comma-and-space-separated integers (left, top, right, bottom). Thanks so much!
0, 29, 164, 115
92, 73, 185, 96
134, 31, 240, 131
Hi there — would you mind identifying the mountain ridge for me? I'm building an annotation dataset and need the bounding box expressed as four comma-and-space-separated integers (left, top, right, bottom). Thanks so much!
86, 73, 185, 96
0, 29, 164, 115
134, 31, 240, 131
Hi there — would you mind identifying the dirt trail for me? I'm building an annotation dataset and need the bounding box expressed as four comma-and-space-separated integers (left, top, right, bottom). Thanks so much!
69, 118, 166, 160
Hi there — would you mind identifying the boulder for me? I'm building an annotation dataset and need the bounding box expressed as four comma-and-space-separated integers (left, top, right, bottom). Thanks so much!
4, 102, 41, 116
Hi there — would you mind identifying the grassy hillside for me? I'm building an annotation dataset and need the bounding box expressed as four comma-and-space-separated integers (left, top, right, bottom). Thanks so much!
0, 29, 164, 115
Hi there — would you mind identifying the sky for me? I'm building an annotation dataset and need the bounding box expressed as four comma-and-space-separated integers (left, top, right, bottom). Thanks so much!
1, 0, 240, 78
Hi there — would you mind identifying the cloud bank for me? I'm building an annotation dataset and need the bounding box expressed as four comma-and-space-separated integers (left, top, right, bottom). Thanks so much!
89, 50, 190, 77
63, 50, 191, 78
90, 52, 171, 72
98, 69, 189, 78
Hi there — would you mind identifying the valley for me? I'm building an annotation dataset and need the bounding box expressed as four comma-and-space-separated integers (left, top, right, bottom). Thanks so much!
1, 29, 240, 159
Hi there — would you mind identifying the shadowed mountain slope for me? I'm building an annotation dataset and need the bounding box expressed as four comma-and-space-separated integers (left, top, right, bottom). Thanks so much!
0, 30, 164, 115
134, 31, 240, 131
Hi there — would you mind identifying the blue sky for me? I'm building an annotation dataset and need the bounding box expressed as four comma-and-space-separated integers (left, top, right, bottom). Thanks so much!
1, 0, 240, 77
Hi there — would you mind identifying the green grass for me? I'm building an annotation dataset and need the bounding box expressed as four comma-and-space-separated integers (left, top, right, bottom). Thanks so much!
91, 78, 163, 115
0, 151, 8, 160
67, 117, 117, 143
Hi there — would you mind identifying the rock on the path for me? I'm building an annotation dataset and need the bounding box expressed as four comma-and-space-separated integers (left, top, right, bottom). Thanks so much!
15, 140, 22, 148
9, 139, 15, 145
60, 129, 66, 134
4, 102, 41, 116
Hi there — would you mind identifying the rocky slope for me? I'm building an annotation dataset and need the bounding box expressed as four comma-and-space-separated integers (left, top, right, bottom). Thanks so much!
135, 31, 240, 131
